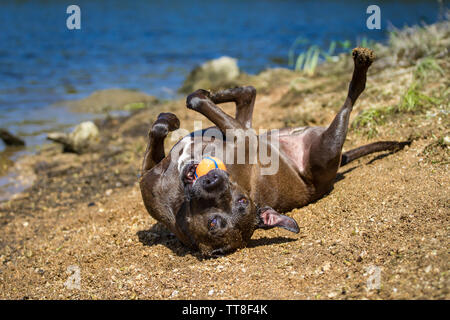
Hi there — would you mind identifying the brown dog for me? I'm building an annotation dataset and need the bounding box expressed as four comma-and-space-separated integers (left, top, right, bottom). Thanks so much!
139, 48, 409, 256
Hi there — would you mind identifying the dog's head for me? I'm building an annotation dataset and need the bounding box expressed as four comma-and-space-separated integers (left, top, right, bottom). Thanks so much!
177, 162, 299, 257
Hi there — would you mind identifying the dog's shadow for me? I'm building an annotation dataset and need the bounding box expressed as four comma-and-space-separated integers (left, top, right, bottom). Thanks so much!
335, 150, 397, 183
247, 236, 297, 248
137, 223, 194, 257
137, 223, 298, 260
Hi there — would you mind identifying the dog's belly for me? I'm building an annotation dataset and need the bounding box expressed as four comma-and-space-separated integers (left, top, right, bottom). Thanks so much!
278, 127, 311, 175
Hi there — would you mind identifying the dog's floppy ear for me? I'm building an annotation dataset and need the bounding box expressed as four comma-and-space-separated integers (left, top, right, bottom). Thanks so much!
257, 206, 299, 233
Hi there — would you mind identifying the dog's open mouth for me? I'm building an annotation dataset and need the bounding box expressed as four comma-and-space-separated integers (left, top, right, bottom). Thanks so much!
182, 162, 198, 185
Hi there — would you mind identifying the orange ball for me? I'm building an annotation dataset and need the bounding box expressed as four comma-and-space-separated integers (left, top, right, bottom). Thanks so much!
195, 156, 227, 179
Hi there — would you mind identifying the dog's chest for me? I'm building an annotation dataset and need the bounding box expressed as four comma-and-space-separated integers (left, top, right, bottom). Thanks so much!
173, 136, 228, 173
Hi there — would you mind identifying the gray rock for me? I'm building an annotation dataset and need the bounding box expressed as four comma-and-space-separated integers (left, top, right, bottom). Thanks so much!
47, 121, 100, 153
179, 56, 240, 93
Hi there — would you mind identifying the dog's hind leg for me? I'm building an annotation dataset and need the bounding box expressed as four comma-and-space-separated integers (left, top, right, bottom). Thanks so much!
141, 112, 180, 174
340, 140, 411, 166
209, 86, 256, 129
307, 48, 375, 192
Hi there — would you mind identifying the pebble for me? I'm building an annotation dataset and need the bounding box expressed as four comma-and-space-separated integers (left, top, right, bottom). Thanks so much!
322, 262, 331, 272
443, 136, 450, 145
327, 292, 338, 298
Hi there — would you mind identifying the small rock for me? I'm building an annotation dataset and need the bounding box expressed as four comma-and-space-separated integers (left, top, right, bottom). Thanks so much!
208, 289, 215, 296
322, 262, 331, 272
443, 136, 450, 146
216, 265, 224, 271
0, 129, 25, 146
327, 292, 338, 298
47, 121, 100, 154
34, 268, 45, 275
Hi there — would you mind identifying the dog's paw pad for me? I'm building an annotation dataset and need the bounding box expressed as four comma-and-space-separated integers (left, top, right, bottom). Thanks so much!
186, 89, 211, 110
157, 112, 180, 132
352, 47, 375, 68
151, 122, 169, 138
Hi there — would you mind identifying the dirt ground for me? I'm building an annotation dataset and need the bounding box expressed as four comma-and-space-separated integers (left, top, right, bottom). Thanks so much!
0, 43, 448, 299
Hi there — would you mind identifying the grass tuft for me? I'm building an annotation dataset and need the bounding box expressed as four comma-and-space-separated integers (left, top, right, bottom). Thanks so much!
413, 57, 445, 82
352, 83, 439, 137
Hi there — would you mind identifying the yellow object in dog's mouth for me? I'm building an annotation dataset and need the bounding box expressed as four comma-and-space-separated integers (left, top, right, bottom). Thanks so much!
194, 156, 227, 179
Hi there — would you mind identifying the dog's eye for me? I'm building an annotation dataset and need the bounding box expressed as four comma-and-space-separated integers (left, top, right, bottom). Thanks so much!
208, 218, 218, 230
237, 197, 248, 205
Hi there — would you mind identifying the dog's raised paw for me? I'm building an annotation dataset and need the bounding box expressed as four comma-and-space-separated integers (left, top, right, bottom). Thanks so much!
352, 47, 375, 68
150, 112, 180, 138
186, 89, 211, 110
157, 112, 180, 132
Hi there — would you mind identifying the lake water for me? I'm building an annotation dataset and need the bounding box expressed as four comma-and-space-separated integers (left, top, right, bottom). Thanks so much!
0, 0, 443, 154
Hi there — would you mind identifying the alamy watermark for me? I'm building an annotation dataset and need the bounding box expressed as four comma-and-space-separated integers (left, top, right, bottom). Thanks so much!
170, 121, 281, 176
66, 5, 81, 30
64, 265, 81, 290
366, 5, 381, 30
67, 4, 380, 31
365, 265, 381, 291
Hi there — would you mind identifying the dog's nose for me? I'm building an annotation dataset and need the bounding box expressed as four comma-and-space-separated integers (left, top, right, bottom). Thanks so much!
201, 169, 225, 192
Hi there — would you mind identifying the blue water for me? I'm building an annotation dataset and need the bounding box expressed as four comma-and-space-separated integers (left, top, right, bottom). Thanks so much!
0, 0, 443, 153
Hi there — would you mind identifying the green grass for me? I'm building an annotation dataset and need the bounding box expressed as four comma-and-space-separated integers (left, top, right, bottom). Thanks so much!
413, 57, 445, 82
123, 102, 147, 111
288, 37, 376, 75
351, 105, 396, 138
398, 82, 439, 113
294, 45, 321, 75
352, 83, 439, 138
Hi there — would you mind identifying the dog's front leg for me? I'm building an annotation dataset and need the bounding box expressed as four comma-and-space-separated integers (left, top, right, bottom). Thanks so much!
141, 112, 180, 174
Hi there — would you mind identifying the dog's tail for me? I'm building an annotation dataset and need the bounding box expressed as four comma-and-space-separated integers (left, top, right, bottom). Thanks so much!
340, 141, 411, 166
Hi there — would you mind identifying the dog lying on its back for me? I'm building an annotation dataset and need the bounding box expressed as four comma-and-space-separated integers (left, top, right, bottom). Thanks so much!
139, 48, 410, 256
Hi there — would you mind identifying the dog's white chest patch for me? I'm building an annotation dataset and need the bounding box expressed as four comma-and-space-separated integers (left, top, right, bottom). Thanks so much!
176, 136, 194, 172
